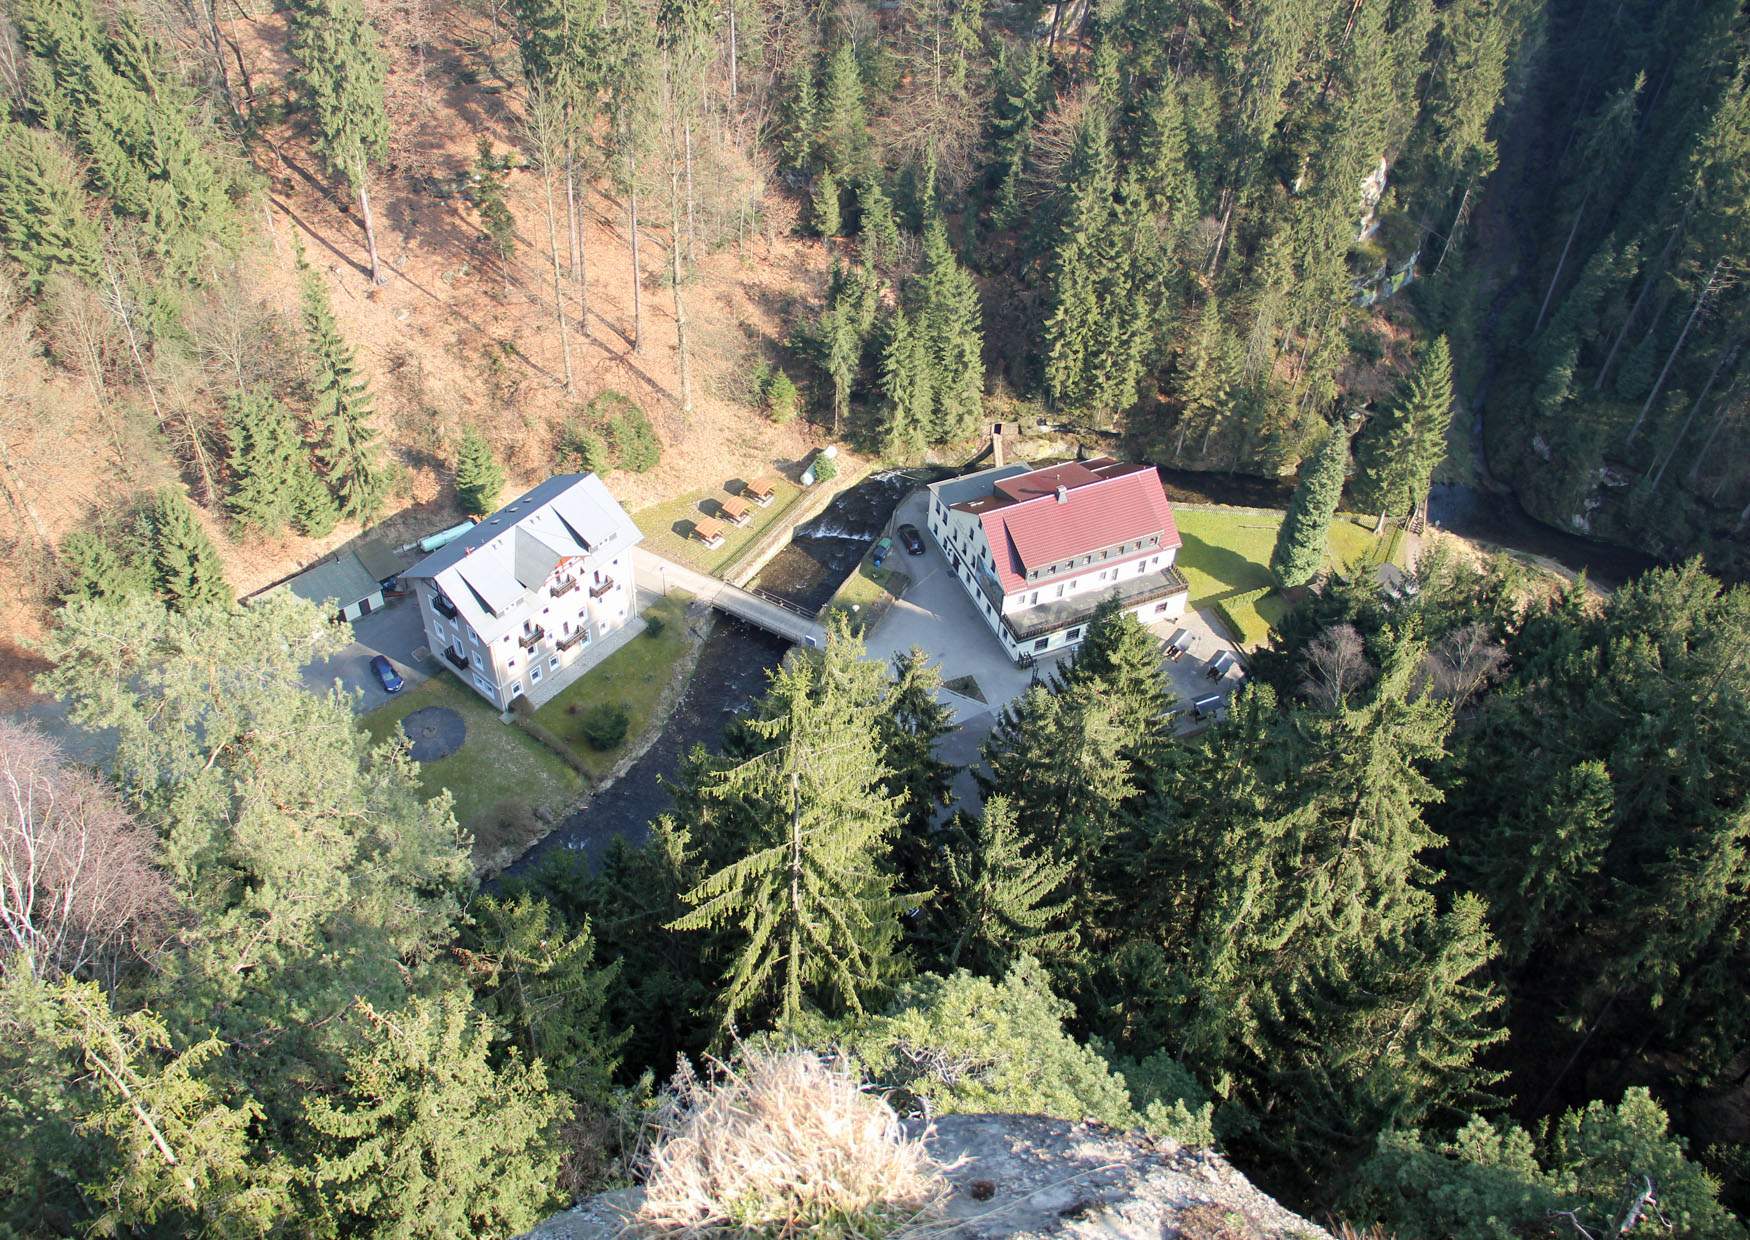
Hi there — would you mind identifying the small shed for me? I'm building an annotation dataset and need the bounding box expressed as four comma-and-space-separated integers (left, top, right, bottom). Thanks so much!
355, 537, 418, 590
720, 495, 754, 526
277, 549, 384, 622
745, 476, 779, 507
692, 517, 728, 548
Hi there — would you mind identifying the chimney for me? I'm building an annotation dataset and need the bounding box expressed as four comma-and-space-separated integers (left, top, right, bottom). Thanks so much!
991, 422, 1007, 470
1055, 485, 1068, 503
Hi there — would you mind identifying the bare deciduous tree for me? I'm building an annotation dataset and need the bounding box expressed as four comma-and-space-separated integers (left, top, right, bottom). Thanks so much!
1300, 623, 1371, 709
0, 721, 175, 984
1427, 622, 1506, 705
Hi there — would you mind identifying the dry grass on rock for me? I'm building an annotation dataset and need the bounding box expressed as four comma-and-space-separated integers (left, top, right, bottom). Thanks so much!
635, 1050, 947, 1238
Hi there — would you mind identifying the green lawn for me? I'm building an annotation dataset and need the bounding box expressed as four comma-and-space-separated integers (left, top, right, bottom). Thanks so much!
531, 594, 694, 781
361, 673, 583, 863
1174, 508, 1404, 646
821, 553, 910, 638
632, 478, 804, 576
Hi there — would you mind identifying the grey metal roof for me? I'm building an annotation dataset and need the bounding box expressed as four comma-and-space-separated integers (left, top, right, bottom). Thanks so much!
277, 549, 381, 610
401, 474, 643, 642
928, 463, 1033, 509
354, 537, 418, 583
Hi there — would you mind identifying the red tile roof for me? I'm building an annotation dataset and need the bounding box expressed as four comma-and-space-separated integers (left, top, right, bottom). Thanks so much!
975, 465, 1181, 595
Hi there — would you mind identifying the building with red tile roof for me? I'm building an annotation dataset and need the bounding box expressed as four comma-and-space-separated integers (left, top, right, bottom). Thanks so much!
924, 458, 1190, 663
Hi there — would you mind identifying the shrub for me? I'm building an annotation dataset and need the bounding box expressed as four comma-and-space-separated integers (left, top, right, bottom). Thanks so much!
556, 421, 611, 477
636, 1049, 945, 1235
811, 453, 838, 484
765, 370, 799, 424
592, 391, 661, 473
578, 701, 631, 751
644, 614, 667, 638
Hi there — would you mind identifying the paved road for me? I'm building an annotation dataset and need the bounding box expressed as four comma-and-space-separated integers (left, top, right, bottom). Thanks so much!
301, 597, 436, 712
635, 548, 826, 648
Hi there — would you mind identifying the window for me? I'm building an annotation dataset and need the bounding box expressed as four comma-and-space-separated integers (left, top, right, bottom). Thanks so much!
1033, 637, 1049, 652
433, 619, 448, 643
473, 674, 492, 698
548, 655, 559, 670
530, 665, 543, 684
509, 658, 518, 669
1066, 628, 1082, 641
1029, 591, 1039, 606
509, 681, 522, 698
1055, 585, 1065, 598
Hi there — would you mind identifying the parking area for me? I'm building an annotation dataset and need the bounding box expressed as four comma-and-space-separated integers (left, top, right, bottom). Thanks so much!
864, 488, 1250, 727
301, 595, 437, 712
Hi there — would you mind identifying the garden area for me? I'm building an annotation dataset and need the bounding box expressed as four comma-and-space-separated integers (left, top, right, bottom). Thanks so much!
1174, 508, 1406, 646
361, 673, 583, 868
820, 553, 911, 638
531, 594, 694, 781
633, 478, 804, 576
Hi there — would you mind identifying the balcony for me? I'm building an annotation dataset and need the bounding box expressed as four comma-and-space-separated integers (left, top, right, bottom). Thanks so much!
1000, 564, 1191, 643
550, 575, 579, 599
588, 577, 615, 600
443, 645, 470, 671
518, 625, 546, 651
431, 592, 458, 620
556, 627, 589, 652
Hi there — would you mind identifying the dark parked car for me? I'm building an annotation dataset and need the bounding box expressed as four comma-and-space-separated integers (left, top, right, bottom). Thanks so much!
897, 524, 925, 556
370, 655, 405, 694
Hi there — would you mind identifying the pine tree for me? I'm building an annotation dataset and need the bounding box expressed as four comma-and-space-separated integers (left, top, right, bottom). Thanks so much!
878, 647, 957, 890
1167, 296, 1242, 460
857, 176, 900, 263
669, 623, 922, 1032
810, 168, 842, 238
453, 427, 506, 517
289, 456, 341, 538
306, 994, 568, 1238
941, 796, 1076, 975
289, 0, 391, 284
0, 122, 102, 291
1056, 596, 1173, 750
300, 256, 388, 523
1355, 336, 1454, 521
916, 218, 984, 443
1042, 107, 1118, 414
780, 62, 817, 172
558, 421, 612, 476
57, 529, 146, 605
146, 489, 231, 612
1270, 425, 1348, 589
224, 388, 320, 536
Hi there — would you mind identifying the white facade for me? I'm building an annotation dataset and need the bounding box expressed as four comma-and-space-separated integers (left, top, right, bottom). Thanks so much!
403, 474, 642, 709
925, 460, 1189, 664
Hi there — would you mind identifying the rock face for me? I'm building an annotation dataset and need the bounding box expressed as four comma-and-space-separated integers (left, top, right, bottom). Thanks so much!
524, 1114, 1332, 1239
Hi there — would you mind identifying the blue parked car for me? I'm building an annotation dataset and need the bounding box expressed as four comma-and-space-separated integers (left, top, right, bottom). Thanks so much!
370, 655, 404, 694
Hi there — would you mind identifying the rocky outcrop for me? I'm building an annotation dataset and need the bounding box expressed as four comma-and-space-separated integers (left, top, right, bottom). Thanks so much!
524, 1114, 1331, 1239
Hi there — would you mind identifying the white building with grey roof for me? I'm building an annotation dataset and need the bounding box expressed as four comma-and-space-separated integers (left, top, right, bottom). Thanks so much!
401, 474, 642, 709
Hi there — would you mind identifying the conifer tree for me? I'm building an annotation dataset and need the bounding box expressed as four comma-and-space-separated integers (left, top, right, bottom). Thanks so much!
224, 388, 321, 537
453, 427, 506, 517
669, 623, 922, 1032
1270, 424, 1348, 589
289, 455, 341, 538
810, 168, 842, 237
300, 257, 388, 523
857, 177, 901, 263
146, 489, 231, 612
916, 219, 984, 443
558, 421, 612, 476
817, 42, 869, 179
1355, 336, 1455, 522
876, 307, 931, 457
1043, 107, 1117, 415
458, 894, 625, 1101
878, 647, 957, 890
289, 0, 391, 284
306, 994, 568, 1238
1167, 296, 1242, 460
780, 63, 818, 172
1056, 596, 1173, 750
0, 123, 101, 291
57, 529, 146, 605
941, 796, 1076, 975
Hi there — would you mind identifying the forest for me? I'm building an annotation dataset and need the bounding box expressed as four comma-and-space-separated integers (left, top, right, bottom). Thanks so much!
1, 0, 1749, 1233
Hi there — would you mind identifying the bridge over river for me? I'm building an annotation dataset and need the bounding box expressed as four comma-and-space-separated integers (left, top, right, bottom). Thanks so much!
634, 548, 826, 648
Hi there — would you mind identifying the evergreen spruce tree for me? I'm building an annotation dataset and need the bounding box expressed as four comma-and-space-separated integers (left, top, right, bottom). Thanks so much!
146, 489, 232, 612
1167, 296, 1242, 460
876, 307, 931, 457
916, 219, 984, 443
288, 0, 391, 284
1270, 425, 1348, 589
0, 123, 101, 291
306, 994, 568, 1238
56, 529, 145, 605
669, 622, 923, 1032
224, 388, 319, 536
1056, 596, 1173, 750
558, 421, 612, 476
1355, 335, 1455, 521
453, 427, 506, 516
300, 256, 388, 522
289, 455, 341, 538
988, 41, 1051, 227
1042, 107, 1118, 415
817, 42, 869, 179
810, 168, 841, 238
941, 796, 1076, 974
857, 176, 901, 263
879, 647, 957, 893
